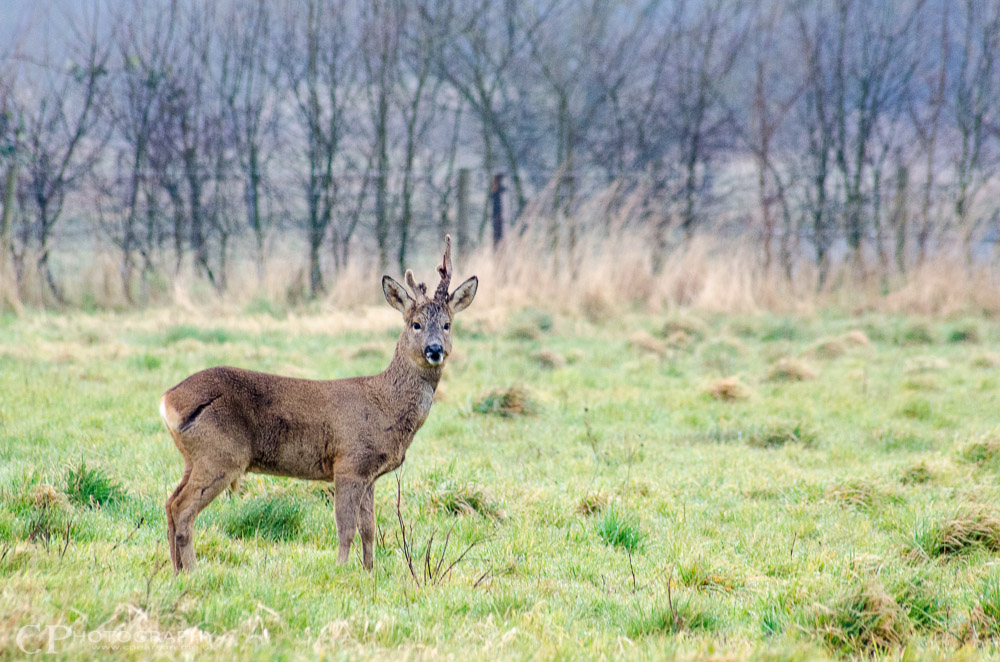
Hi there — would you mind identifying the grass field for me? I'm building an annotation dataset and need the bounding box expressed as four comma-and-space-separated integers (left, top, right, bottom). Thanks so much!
2, 304, 1000, 660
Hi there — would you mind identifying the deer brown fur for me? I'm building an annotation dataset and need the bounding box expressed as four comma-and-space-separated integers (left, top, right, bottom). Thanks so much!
159, 236, 477, 572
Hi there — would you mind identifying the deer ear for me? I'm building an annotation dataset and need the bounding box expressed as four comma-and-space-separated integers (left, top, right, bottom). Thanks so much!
449, 276, 478, 314
382, 275, 413, 314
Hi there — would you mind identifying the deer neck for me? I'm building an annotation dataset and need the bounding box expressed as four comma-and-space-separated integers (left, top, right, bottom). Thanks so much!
374, 340, 441, 429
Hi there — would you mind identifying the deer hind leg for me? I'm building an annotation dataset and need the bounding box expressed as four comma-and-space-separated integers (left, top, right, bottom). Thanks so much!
358, 484, 375, 571
169, 462, 243, 572
334, 476, 367, 565
166, 463, 193, 573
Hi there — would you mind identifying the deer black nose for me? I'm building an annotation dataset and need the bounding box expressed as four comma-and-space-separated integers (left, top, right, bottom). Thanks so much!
424, 344, 444, 364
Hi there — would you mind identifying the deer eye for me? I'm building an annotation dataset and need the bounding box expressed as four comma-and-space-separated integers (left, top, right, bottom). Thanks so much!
443, 323, 450, 331
412, 322, 422, 331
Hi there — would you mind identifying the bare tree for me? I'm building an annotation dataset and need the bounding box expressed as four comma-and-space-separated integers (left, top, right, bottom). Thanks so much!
283, 0, 360, 296
18, 4, 111, 301
953, 0, 1000, 264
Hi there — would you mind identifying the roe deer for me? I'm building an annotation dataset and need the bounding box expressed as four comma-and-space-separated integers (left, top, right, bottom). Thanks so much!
159, 236, 477, 572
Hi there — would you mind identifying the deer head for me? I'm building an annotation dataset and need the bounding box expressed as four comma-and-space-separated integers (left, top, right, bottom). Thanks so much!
382, 235, 478, 368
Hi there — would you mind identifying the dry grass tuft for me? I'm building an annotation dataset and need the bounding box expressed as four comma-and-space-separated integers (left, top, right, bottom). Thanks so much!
663, 330, 694, 350
705, 376, 752, 402
431, 481, 506, 520
826, 481, 884, 510
580, 288, 615, 323
628, 331, 667, 357
806, 337, 848, 360
841, 329, 872, 347
766, 357, 817, 382
909, 508, 1000, 559
812, 582, 910, 654
661, 313, 709, 340
472, 386, 539, 417
29, 483, 69, 510
575, 490, 610, 516
972, 352, 1000, 369
532, 350, 566, 369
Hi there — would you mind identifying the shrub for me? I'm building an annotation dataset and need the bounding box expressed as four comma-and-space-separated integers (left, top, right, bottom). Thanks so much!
64, 462, 125, 508
224, 496, 304, 542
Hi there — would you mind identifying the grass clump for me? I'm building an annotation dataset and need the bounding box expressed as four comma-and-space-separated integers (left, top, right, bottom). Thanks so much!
972, 352, 1000, 369
760, 319, 802, 342
626, 599, 718, 637
531, 350, 565, 369
894, 576, 948, 632
627, 331, 667, 357
64, 462, 125, 508
431, 481, 505, 520
898, 321, 935, 346
806, 337, 847, 360
907, 508, 1000, 559
747, 420, 815, 448
676, 558, 740, 592
960, 436, 1000, 467
224, 496, 305, 542
575, 490, 609, 516
595, 507, 644, 551
766, 357, 817, 382
947, 322, 980, 344
705, 376, 752, 401
29, 483, 69, 511
473, 386, 538, 417
661, 314, 709, 340
900, 462, 933, 485
826, 480, 892, 510
841, 329, 871, 347
898, 397, 932, 421
966, 573, 1000, 641
811, 581, 910, 654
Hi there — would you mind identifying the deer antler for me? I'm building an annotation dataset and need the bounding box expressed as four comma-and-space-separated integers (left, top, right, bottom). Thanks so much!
434, 235, 452, 303
404, 270, 427, 301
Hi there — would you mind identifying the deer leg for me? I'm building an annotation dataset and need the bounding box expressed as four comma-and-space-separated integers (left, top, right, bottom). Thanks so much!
334, 476, 366, 565
165, 463, 192, 573
169, 463, 241, 573
358, 484, 375, 571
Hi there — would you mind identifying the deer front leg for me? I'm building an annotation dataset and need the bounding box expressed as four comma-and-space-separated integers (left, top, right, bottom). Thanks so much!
334, 476, 366, 565
358, 484, 375, 571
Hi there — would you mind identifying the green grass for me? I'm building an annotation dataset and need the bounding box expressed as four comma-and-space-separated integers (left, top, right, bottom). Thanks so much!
1, 308, 1000, 659
223, 496, 305, 542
